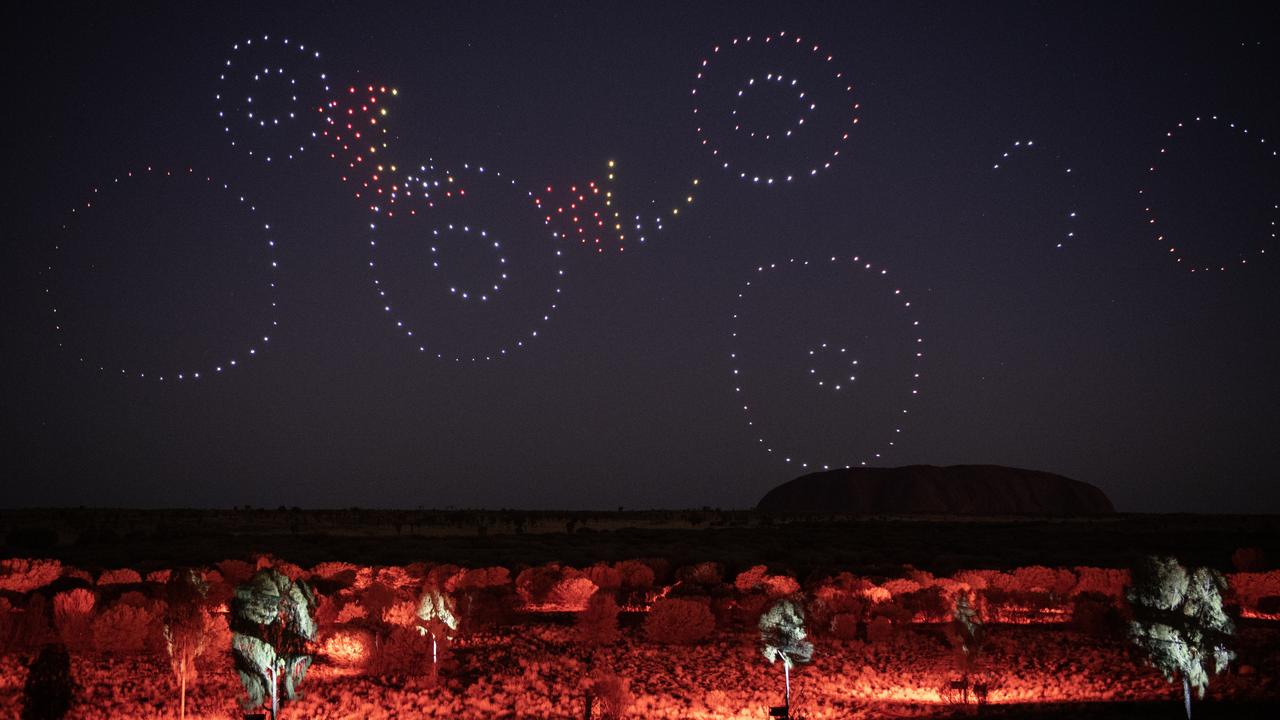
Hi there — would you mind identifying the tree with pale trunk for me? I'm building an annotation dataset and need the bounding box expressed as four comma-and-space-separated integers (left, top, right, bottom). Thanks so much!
163, 569, 211, 720
1127, 556, 1235, 719
759, 599, 813, 718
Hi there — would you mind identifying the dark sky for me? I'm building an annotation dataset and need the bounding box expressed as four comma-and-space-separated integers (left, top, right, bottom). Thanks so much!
3, 1, 1279, 512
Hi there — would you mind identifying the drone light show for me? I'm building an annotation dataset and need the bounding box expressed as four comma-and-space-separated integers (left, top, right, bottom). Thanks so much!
4, 4, 1280, 718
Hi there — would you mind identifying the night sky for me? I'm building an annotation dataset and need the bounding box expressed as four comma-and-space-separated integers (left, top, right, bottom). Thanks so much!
3, 1, 1279, 512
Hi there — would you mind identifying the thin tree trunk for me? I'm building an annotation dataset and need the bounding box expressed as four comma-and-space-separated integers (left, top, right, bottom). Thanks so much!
179, 656, 186, 720
1182, 674, 1191, 719
784, 662, 791, 715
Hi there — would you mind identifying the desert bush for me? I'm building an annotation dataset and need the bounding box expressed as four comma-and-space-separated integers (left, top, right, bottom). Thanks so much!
146, 569, 172, 584
897, 587, 950, 622
321, 628, 371, 667
614, 561, 655, 590
96, 568, 142, 586
0, 559, 62, 594
644, 597, 714, 644
866, 615, 894, 644
1071, 592, 1123, 637
676, 561, 724, 589
446, 566, 511, 592
576, 592, 620, 645
310, 561, 359, 582
367, 625, 437, 678
880, 578, 922, 597
91, 602, 157, 655
830, 613, 860, 640
21, 643, 75, 720
215, 560, 254, 587
52, 589, 95, 653
586, 668, 633, 719
547, 577, 598, 611
1232, 547, 1267, 572
1071, 567, 1129, 598
515, 565, 570, 606
583, 563, 622, 590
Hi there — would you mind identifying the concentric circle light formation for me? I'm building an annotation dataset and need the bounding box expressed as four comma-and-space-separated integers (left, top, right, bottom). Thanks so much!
46, 167, 279, 382
368, 162, 567, 362
693, 31, 860, 185
216, 34, 329, 163
729, 256, 923, 470
990, 139, 1081, 249
1141, 115, 1278, 272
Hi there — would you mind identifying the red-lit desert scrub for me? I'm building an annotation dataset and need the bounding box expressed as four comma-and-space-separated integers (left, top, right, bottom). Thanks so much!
0, 558, 62, 593
644, 597, 715, 644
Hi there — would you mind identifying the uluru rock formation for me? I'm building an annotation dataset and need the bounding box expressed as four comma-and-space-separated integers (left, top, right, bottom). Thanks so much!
757, 465, 1114, 515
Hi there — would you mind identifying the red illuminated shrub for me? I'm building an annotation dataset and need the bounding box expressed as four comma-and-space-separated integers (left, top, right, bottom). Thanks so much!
0, 558, 62, 593
367, 625, 438, 679
576, 591, 620, 646
644, 597, 714, 644
676, 561, 724, 588
52, 588, 95, 653
1232, 547, 1267, 572
583, 563, 622, 590
91, 602, 157, 655
735, 565, 800, 598
830, 613, 860, 640
215, 560, 254, 586
548, 577, 599, 611
1070, 566, 1129, 598
96, 568, 142, 586
585, 668, 633, 720
516, 564, 572, 607
866, 615, 894, 644
614, 560, 655, 590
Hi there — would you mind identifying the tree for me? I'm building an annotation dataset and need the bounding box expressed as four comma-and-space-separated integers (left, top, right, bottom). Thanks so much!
759, 599, 813, 717
163, 569, 211, 720
415, 585, 459, 681
943, 593, 984, 704
231, 569, 317, 720
1127, 556, 1235, 719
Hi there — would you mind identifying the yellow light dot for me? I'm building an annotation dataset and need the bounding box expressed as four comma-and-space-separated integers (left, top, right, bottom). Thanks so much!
607, 160, 615, 168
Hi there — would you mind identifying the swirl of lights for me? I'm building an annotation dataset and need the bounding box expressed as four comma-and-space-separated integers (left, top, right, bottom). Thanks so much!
46, 166, 279, 382
729, 256, 922, 470
368, 162, 567, 362
216, 34, 329, 163
1140, 115, 1278, 272
990, 139, 1081, 249
693, 31, 859, 185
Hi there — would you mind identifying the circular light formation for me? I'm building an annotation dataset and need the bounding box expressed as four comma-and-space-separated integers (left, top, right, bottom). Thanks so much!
46, 166, 279, 382
729, 256, 923, 470
991, 139, 1080, 249
368, 162, 567, 362
806, 343, 860, 392
216, 34, 329, 163
1140, 115, 1278, 272
427, 224, 508, 302
693, 31, 860, 185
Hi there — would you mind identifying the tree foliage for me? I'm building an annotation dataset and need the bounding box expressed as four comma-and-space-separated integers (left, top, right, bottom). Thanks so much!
230, 568, 317, 716
759, 599, 813, 670
1127, 556, 1235, 716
